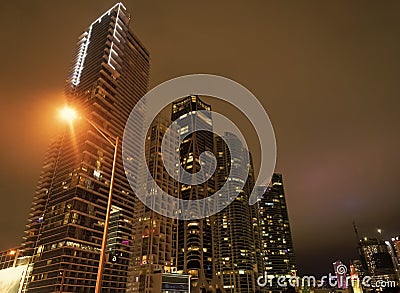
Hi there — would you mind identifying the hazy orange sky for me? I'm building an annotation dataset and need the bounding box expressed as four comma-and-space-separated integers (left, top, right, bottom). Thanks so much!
0, 0, 399, 275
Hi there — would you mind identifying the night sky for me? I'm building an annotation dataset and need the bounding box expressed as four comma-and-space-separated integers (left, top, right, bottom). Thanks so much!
1, 1, 399, 276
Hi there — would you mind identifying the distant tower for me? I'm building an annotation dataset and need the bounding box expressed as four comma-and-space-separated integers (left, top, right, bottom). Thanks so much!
387, 237, 400, 281
358, 237, 399, 284
391, 237, 400, 263
214, 133, 261, 292
349, 261, 363, 293
22, 3, 150, 292
258, 174, 296, 279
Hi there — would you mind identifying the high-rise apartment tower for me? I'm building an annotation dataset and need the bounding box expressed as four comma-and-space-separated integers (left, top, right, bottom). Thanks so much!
214, 133, 262, 292
258, 174, 296, 280
22, 3, 149, 292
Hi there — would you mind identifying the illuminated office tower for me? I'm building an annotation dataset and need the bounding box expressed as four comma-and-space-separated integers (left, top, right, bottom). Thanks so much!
214, 133, 261, 292
388, 236, 400, 279
358, 237, 398, 284
258, 174, 296, 279
248, 161, 265, 288
391, 237, 400, 263
129, 118, 179, 293
386, 238, 400, 282
172, 95, 219, 292
22, 3, 149, 292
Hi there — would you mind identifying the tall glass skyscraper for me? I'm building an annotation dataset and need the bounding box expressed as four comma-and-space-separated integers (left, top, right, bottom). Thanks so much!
258, 174, 297, 281
172, 95, 219, 293
129, 118, 179, 293
214, 133, 262, 292
22, 3, 149, 292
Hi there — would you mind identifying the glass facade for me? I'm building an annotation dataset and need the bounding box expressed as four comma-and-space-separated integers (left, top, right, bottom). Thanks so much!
129, 118, 179, 293
258, 174, 297, 283
214, 133, 262, 292
172, 95, 218, 293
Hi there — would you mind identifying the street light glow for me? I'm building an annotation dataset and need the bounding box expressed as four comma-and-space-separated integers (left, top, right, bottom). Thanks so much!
59, 106, 78, 123
55, 104, 118, 292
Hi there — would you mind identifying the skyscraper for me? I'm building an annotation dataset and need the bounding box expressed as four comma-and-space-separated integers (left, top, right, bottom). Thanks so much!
349, 261, 363, 293
172, 95, 219, 293
391, 237, 400, 263
388, 236, 400, 277
130, 118, 179, 293
214, 133, 261, 292
357, 237, 399, 284
22, 3, 149, 292
258, 174, 296, 281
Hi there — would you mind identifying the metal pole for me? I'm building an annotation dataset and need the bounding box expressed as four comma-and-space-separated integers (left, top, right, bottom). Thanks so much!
95, 136, 119, 293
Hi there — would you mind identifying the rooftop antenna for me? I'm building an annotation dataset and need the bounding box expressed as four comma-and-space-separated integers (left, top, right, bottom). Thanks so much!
353, 221, 361, 242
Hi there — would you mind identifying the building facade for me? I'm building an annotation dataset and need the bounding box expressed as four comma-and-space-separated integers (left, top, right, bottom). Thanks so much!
129, 118, 179, 292
214, 133, 262, 292
391, 237, 400, 263
172, 95, 219, 293
153, 273, 190, 293
358, 237, 399, 284
258, 174, 296, 283
22, 3, 150, 292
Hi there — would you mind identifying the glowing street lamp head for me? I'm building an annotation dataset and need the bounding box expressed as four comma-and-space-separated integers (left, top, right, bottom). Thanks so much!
59, 106, 78, 123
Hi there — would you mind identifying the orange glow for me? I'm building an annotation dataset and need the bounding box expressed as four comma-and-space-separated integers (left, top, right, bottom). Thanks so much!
8, 250, 16, 256
59, 106, 78, 123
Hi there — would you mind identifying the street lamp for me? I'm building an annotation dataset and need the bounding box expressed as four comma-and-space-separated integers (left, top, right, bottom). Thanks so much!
59, 107, 78, 122
59, 106, 119, 293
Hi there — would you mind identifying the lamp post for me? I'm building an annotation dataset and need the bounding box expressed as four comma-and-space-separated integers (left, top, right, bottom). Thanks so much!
60, 106, 119, 293
95, 135, 119, 293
